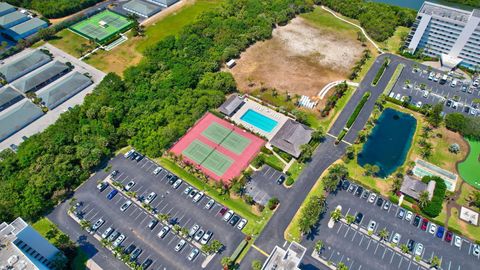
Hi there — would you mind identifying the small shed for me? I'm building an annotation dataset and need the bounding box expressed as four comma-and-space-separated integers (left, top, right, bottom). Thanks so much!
226, 59, 236, 69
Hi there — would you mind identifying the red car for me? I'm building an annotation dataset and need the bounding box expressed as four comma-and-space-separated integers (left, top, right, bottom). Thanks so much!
445, 231, 453, 243
421, 218, 429, 231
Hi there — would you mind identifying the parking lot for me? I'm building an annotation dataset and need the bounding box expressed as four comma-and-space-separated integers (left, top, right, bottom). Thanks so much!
388, 59, 480, 116
302, 182, 480, 270
245, 165, 287, 206
71, 153, 246, 269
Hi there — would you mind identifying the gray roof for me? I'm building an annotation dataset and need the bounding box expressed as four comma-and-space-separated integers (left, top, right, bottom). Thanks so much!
420, 2, 471, 23
0, 100, 43, 141
0, 10, 27, 27
400, 175, 436, 200
270, 119, 312, 158
123, 0, 162, 16
0, 50, 51, 82
12, 61, 70, 93
263, 242, 306, 270
38, 72, 92, 109
9, 17, 47, 36
0, 86, 23, 112
0, 2, 15, 15
219, 94, 244, 116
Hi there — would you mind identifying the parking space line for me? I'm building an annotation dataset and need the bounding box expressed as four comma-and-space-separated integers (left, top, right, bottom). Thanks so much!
129, 208, 137, 216
359, 235, 364, 246
374, 243, 379, 255
390, 252, 395, 264
337, 224, 343, 234
398, 256, 403, 268
366, 239, 372, 250
382, 248, 388, 259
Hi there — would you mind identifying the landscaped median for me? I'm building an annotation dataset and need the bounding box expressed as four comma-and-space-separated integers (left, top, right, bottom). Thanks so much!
372, 57, 391, 86
383, 63, 404, 94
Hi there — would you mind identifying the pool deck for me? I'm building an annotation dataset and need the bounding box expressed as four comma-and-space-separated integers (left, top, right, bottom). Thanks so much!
230, 98, 290, 140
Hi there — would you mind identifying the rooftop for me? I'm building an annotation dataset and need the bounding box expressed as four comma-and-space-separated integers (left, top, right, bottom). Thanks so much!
0, 86, 23, 111
269, 119, 312, 158
0, 50, 51, 82
9, 17, 47, 36
400, 175, 436, 201
262, 242, 306, 270
0, 2, 14, 14
12, 61, 70, 93
37, 72, 92, 109
0, 100, 43, 141
123, 0, 162, 15
0, 10, 27, 27
420, 1, 472, 23
219, 94, 244, 116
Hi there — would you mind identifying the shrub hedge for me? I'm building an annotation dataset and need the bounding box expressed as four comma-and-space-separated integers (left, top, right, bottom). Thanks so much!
346, 91, 371, 128
421, 176, 446, 218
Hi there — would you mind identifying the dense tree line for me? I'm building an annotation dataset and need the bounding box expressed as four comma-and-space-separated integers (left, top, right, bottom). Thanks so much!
445, 113, 480, 140
6, 0, 102, 18
0, 0, 317, 222
446, 0, 480, 7
316, 0, 416, 42
420, 176, 446, 218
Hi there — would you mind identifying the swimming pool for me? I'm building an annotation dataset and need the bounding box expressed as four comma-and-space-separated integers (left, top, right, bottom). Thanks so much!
240, 109, 278, 133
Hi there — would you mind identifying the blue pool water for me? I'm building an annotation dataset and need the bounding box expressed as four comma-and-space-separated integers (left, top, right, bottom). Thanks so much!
358, 108, 416, 178
240, 109, 278, 133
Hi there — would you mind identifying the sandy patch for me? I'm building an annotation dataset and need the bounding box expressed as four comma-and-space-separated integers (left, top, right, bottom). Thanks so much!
229, 17, 363, 98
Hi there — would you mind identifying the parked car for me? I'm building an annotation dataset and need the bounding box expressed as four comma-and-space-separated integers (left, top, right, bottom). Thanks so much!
112, 234, 126, 247
237, 218, 247, 230
141, 258, 153, 269
173, 179, 183, 189
193, 192, 204, 203
153, 166, 163, 175
405, 211, 413, 222
397, 208, 406, 219
175, 239, 186, 252
124, 244, 136, 255
130, 247, 142, 261
416, 101, 422, 108
187, 248, 199, 261
124, 181, 135, 191
120, 200, 132, 212
110, 170, 118, 178
135, 154, 143, 162
348, 184, 356, 193
189, 189, 197, 198
168, 175, 178, 185
145, 192, 157, 204
421, 218, 429, 231
354, 186, 363, 197
97, 181, 108, 192
446, 100, 453, 107
124, 149, 135, 158
147, 219, 158, 230
354, 212, 363, 224
219, 206, 228, 216
429, 223, 437, 235
383, 201, 390, 211
361, 190, 370, 200
107, 189, 118, 200
473, 244, 480, 256
91, 218, 104, 232
223, 210, 234, 222
436, 226, 445, 239
189, 224, 199, 237
101, 227, 114, 239
413, 215, 421, 227
407, 239, 415, 252
277, 175, 286, 185
414, 243, 424, 256
200, 230, 213, 245
158, 226, 170, 238
194, 229, 205, 242
454, 235, 462, 247
391, 233, 401, 244
229, 215, 240, 226
445, 231, 453, 243
341, 180, 350, 190
367, 220, 376, 232
376, 197, 384, 207
205, 199, 215, 209
184, 186, 192, 195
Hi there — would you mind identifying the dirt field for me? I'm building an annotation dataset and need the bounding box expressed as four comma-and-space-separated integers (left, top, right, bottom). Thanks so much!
229, 17, 364, 98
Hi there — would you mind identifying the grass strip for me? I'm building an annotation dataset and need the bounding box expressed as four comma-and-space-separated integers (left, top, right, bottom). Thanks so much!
384, 64, 404, 95
346, 91, 371, 128
337, 129, 347, 142
231, 239, 248, 262
372, 57, 391, 86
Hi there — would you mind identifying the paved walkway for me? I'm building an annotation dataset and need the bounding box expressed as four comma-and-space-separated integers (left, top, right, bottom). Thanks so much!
318, 80, 359, 99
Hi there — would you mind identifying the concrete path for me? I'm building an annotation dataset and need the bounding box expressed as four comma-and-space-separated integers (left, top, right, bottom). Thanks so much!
318, 80, 359, 99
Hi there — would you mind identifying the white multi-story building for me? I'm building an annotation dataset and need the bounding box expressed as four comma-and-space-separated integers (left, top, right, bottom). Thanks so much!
0, 217, 61, 270
405, 1, 480, 70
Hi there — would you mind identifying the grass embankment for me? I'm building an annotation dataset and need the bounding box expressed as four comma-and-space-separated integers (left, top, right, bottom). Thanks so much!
458, 139, 480, 189
32, 218, 89, 270
381, 26, 410, 53
49, 29, 92, 57
155, 157, 273, 236
372, 57, 390, 86
384, 64, 404, 95
301, 7, 359, 37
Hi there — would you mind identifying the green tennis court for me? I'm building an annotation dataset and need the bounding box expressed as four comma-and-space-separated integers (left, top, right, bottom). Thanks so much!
458, 139, 480, 189
202, 151, 234, 176
201, 122, 231, 144
70, 10, 133, 44
182, 140, 214, 164
221, 132, 251, 155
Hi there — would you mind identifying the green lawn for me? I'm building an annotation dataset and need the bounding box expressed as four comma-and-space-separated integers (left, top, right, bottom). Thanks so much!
381, 26, 410, 53
458, 139, 480, 189
49, 29, 92, 57
286, 160, 304, 186
301, 7, 358, 36
136, 0, 223, 53
264, 153, 285, 171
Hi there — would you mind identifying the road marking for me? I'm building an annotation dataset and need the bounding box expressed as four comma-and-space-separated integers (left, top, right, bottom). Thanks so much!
359, 235, 364, 246
398, 256, 403, 268
382, 248, 388, 259
337, 224, 343, 234
366, 239, 372, 250
390, 252, 395, 264
252, 244, 269, 257
374, 243, 379, 255
351, 230, 357, 242
344, 227, 350, 238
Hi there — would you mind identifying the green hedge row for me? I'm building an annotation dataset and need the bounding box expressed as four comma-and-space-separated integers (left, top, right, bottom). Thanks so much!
421, 176, 447, 218
346, 91, 371, 128
372, 58, 390, 86
231, 239, 248, 262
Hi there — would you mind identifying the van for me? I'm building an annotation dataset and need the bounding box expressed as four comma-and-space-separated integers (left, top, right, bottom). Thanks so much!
124, 149, 135, 158
450, 79, 457, 87
440, 74, 448, 84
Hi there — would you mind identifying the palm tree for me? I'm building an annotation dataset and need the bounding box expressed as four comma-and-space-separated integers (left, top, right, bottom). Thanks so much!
430, 255, 441, 267
391, 177, 403, 193
330, 209, 342, 222
221, 256, 233, 269
418, 191, 430, 208
345, 214, 355, 225
157, 213, 170, 223
400, 244, 409, 254
337, 262, 349, 270
378, 228, 389, 242
315, 240, 324, 253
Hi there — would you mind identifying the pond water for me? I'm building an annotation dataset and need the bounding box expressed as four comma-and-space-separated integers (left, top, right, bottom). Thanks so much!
369, 0, 474, 10
358, 108, 417, 178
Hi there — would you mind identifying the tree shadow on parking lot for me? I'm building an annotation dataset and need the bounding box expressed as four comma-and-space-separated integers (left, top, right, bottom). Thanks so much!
77, 234, 99, 258
305, 212, 327, 242
300, 263, 321, 270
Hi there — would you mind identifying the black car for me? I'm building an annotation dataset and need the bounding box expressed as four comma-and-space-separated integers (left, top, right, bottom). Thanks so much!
465, 106, 471, 114
354, 186, 363, 197
277, 175, 286, 185
130, 152, 138, 160
376, 197, 384, 207
341, 180, 350, 190
141, 259, 153, 269
446, 100, 453, 107
169, 175, 178, 185
397, 208, 406, 219
413, 215, 421, 227
124, 244, 136, 254
130, 247, 142, 261
361, 190, 370, 199
407, 239, 415, 252
229, 215, 240, 226
354, 212, 363, 224
135, 154, 143, 162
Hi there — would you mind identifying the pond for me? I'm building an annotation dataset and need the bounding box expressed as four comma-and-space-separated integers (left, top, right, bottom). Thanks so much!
369, 0, 474, 10
358, 108, 417, 178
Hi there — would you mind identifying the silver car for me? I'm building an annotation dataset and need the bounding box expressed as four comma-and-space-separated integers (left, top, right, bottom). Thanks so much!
112, 234, 125, 247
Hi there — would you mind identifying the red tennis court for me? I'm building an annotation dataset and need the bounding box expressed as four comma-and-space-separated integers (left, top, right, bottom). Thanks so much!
170, 113, 265, 184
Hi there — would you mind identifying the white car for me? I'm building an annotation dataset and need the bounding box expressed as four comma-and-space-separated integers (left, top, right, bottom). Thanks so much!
416, 101, 422, 108
124, 149, 135, 158
367, 220, 376, 232
124, 181, 135, 191
429, 223, 437, 235
175, 239, 186, 252
112, 233, 125, 247
200, 231, 213, 245
145, 192, 156, 204
237, 218, 247, 230
405, 211, 413, 222
391, 233, 401, 244
395, 93, 401, 100
153, 166, 163, 175
389, 92, 395, 98
173, 179, 183, 189
193, 191, 204, 202
454, 235, 462, 248
422, 90, 428, 98
205, 199, 215, 209
414, 243, 424, 256
120, 200, 132, 212
473, 244, 480, 256
451, 79, 458, 87
188, 224, 200, 237
158, 226, 170, 238
187, 248, 199, 261
223, 210, 234, 222
368, 193, 377, 204
184, 186, 192, 195
101, 227, 114, 239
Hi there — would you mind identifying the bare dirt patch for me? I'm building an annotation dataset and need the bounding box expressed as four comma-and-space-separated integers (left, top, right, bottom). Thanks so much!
229, 17, 363, 98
